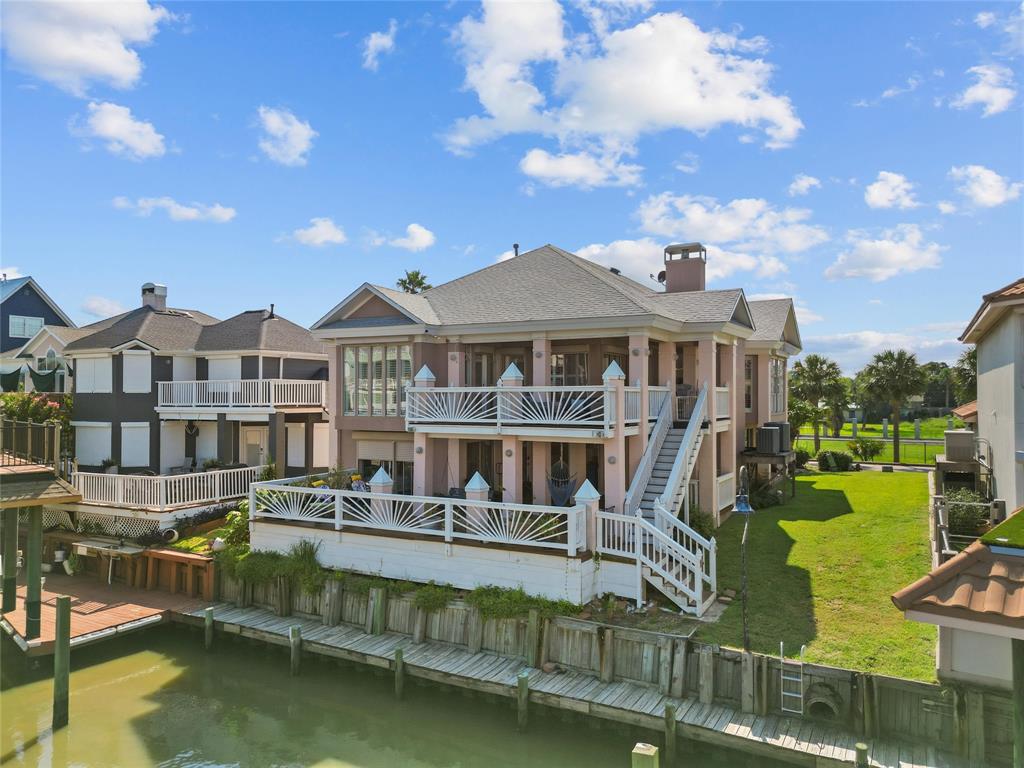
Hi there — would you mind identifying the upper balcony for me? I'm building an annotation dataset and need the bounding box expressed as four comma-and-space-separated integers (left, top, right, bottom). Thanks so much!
405, 373, 669, 437
156, 379, 326, 415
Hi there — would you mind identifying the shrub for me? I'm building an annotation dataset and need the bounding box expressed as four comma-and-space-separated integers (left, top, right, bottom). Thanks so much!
288, 539, 327, 595
945, 487, 989, 537
816, 450, 853, 471
794, 449, 811, 468
233, 550, 290, 585
222, 502, 250, 547
413, 581, 456, 613
750, 486, 781, 508
688, 507, 715, 540
847, 437, 884, 462
466, 585, 579, 620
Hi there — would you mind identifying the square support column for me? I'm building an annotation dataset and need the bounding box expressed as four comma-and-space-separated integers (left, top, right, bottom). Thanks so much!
735, 339, 747, 454
413, 432, 432, 496
447, 439, 464, 491
502, 436, 520, 503
628, 333, 650, 477
269, 412, 286, 479
532, 442, 550, 505
328, 344, 342, 468
757, 354, 771, 428
303, 413, 316, 475
721, 342, 738, 481
1, 508, 18, 613
658, 340, 675, 390
532, 337, 551, 386
25, 508, 42, 640
603, 364, 627, 514
697, 339, 718, 520
216, 413, 233, 465
447, 341, 464, 386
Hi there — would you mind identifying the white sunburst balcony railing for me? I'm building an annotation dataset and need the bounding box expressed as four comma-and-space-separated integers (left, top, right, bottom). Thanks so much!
249, 479, 587, 555
157, 379, 326, 409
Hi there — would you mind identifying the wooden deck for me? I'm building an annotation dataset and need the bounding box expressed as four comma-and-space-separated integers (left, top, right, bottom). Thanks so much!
0, 573, 209, 656
174, 603, 967, 768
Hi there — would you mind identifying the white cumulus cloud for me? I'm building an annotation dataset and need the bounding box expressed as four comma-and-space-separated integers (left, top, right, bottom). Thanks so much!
787, 174, 821, 196
949, 164, 1023, 207
937, 200, 958, 214
113, 196, 236, 222
73, 101, 165, 160
445, 2, 803, 187
951, 64, 1016, 116
675, 151, 700, 174
975, 11, 997, 28
257, 106, 317, 166
824, 224, 944, 282
82, 295, 128, 319
291, 217, 347, 247
0, 0, 170, 96
864, 171, 919, 209
363, 19, 397, 71
390, 223, 436, 252
519, 148, 642, 188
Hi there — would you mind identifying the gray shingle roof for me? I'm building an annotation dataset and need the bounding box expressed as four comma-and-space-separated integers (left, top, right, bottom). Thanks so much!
748, 299, 794, 342
196, 310, 324, 355
64, 306, 220, 352
338, 244, 752, 329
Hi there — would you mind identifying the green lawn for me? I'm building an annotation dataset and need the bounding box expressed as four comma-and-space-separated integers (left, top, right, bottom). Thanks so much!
794, 437, 943, 465
695, 470, 936, 681
798, 416, 963, 440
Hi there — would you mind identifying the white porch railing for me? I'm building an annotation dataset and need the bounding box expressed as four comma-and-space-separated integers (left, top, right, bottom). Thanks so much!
677, 395, 698, 421
250, 480, 587, 555
157, 379, 326, 409
74, 465, 266, 512
406, 385, 635, 432
648, 386, 670, 421
624, 389, 673, 514
716, 472, 735, 511
715, 386, 731, 419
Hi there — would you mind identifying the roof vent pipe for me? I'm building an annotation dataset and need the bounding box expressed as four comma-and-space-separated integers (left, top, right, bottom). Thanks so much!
269, 303, 275, 318
609, 267, 621, 275
513, 243, 519, 257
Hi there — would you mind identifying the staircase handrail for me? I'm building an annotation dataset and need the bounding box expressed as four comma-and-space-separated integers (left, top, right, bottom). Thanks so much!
652, 499, 716, 596
657, 382, 708, 513
634, 516, 703, 607
623, 389, 673, 514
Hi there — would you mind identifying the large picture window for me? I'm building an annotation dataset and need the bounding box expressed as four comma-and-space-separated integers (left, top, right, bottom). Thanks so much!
9, 315, 43, 339
551, 352, 588, 386
343, 344, 412, 416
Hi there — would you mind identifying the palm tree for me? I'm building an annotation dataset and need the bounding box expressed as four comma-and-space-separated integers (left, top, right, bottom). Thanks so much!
953, 347, 977, 404
862, 349, 926, 464
396, 270, 432, 294
790, 354, 843, 453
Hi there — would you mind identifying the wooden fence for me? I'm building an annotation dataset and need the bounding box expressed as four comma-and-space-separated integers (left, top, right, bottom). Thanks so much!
217, 574, 1014, 767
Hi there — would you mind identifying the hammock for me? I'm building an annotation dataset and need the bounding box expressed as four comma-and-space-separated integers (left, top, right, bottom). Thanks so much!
29, 367, 57, 393
0, 370, 21, 392
547, 460, 577, 507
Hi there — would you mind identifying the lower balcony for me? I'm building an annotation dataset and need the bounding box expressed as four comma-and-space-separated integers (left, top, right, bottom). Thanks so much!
157, 379, 326, 413
71, 464, 266, 513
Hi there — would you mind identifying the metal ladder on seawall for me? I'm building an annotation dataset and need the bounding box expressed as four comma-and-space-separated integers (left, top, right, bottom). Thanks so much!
779, 642, 806, 715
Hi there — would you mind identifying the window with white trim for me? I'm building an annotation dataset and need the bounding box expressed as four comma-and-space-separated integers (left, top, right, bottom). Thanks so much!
121, 352, 151, 393
342, 344, 412, 416
770, 357, 785, 414
74, 357, 113, 393
9, 315, 43, 338
120, 423, 150, 467
551, 352, 588, 386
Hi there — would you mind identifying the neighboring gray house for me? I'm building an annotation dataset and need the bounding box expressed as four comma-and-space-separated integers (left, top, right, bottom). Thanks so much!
63, 283, 329, 480
0, 275, 76, 391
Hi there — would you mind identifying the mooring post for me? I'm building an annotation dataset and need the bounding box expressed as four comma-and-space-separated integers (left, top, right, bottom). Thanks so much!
631, 743, 660, 767
525, 608, 541, 667
1, 508, 18, 613
204, 607, 214, 650
516, 670, 529, 732
289, 625, 301, 676
854, 742, 868, 767
394, 647, 405, 700
663, 702, 677, 766
25, 508, 42, 640
52, 595, 71, 729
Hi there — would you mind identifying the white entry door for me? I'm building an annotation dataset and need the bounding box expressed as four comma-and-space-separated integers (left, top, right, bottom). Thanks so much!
242, 427, 268, 467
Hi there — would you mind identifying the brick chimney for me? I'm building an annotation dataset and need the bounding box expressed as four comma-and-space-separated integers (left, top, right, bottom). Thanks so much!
141, 282, 167, 311
662, 243, 706, 293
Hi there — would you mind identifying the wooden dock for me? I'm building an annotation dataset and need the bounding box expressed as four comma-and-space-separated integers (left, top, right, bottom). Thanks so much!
173, 602, 967, 768
1, 573, 208, 656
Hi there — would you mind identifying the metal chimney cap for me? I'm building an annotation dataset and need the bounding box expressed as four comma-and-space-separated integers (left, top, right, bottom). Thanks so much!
141, 282, 168, 295
664, 243, 707, 262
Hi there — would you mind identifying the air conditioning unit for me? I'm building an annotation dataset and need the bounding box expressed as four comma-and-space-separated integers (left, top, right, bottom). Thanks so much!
766, 421, 792, 449
944, 430, 975, 462
757, 426, 781, 454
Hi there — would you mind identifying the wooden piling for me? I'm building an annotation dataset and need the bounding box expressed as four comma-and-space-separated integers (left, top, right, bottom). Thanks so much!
412, 607, 427, 643
525, 608, 541, 667
204, 607, 214, 650
367, 587, 387, 635
698, 645, 714, 705
854, 742, 868, 767
1, 508, 18, 613
516, 670, 529, 732
289, 626, 301, 676
669, 639, 687, 698
52, 595, 71, 729
631, 743, 660, 768
599, 627, 615, 683
663, 702, 677, 766
394, 647, 405, 700
468, 608, 484, 653
322, 579, 343, 626
25, 509, 42, 640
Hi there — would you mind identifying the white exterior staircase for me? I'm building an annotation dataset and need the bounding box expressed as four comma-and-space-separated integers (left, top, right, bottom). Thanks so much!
603, 383, 717, 616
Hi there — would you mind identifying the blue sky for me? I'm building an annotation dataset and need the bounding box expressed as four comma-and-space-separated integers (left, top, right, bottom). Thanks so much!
2, 1, 1022, 371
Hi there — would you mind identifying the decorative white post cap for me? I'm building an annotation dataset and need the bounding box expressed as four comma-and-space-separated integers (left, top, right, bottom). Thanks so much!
602, 360, 626, 382
499, 362, 524, 382
573, 479, 601, 503
414, 365, 436, 383
464, 471, 490, 492
369, 466, 392, 486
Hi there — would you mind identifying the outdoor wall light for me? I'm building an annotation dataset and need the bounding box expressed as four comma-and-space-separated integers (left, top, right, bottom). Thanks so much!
608, 456, 616, 464
449, 353, 457, 361
505, 449, 513, 457
535, 351, 543, 358
415, 446, 424, 454
632, 348, 639, 356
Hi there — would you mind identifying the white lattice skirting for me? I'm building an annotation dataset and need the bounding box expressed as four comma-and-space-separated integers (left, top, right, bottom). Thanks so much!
35, 506, 161, 539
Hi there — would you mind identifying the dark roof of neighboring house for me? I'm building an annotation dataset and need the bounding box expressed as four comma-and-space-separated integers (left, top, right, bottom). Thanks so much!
317, 244, 762, 332
891, 530, 1024, 633
195, 310, 325, 355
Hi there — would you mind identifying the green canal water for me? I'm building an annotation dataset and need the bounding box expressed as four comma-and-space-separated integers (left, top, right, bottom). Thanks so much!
2, 627, 783, 767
